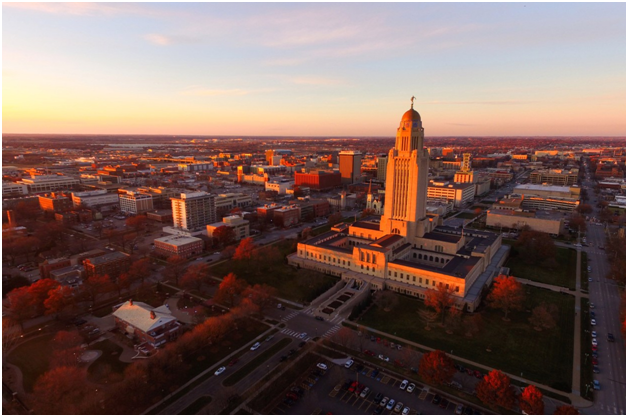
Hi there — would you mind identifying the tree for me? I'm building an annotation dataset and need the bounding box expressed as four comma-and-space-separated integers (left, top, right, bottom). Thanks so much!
221, 245, 236, 260
568, 214, 587, 232
418, 308, 438, 331
444, 306, 463, 334
301, 227, 313, 240
214, 273, 248, 307
180, 263, 212, 292
475, 370, 516, 409
529, 303, 558, 331
361, 208, 376, 218
44, 285, 76, 319
32, 366, 90, 415
553, 405, 580, 415
253, 245, 282, 273
28, 278, 60, 315
163, 255, 187, 286
373, 290, 399, 312
515, 230, 557, 265
577, 204, 593, 215
213, 226, 236, 247
51, 330, 83, 368
83, 274, 113, 306
328, 212, 343, 225
233, 237, 256, 261
242, 284, 278, 317
126, 215, 147, 231
128, 257, 152, 284
418, 350, 455, 385
6, 286, 33, 331
487, 275, 526, 321
520, 385, 544, 415
424, 285, 456, 325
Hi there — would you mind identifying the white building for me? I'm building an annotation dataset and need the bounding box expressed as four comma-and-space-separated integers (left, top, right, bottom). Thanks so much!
265, 178, 294, 195
18, 174, 80, 193
2, 182, 28, 197
206, 215, 250, 241
171, 191, 216, 233
119, 191, 154, 214
427, 181, 475, 207
72, 189, 120, 209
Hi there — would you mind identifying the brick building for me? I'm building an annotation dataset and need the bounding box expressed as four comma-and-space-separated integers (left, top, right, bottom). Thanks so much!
294, 171, 342, 191
83, 251, 131, 279
154, 235, 204, 258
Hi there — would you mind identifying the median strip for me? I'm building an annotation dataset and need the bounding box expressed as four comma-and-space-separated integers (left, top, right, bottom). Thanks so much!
223, 338, 292, 387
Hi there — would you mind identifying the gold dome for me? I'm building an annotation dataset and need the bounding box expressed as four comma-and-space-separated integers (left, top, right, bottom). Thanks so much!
401, 108, 421, 122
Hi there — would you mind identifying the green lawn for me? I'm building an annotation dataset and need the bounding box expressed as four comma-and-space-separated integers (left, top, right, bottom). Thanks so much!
581, 252, 589, 291
6, 333, 55, 392
358, 287, 575, 391
213, 241, 337, 303
506, 247, 577, 289
87, 340, 129, 384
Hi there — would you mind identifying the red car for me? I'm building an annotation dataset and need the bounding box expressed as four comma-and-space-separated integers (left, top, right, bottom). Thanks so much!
592, 358, 599, 365
474, 371, 483, 379
364, 350, 376, 356
227, 358, 239, 367
348, 381, 359, 393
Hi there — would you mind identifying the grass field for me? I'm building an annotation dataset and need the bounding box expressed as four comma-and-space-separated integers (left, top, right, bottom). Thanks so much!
6, 333, 55, 392
87, 339, 129, 384
212, 240, 337, 303
580, 297, 594, 401
506, 247, 577, 289
358, 287, 575, 391
581, 251, 589, 291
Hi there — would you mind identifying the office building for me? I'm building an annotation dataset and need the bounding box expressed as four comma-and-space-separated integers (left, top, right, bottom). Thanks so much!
171, 191, 216, 233
339, 151, 363, 185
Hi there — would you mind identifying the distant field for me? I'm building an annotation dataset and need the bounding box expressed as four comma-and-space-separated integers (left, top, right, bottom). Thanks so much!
506, 246, 577, 289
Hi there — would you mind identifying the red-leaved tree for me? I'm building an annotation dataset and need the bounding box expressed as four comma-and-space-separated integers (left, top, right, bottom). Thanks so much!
424, 285, 456, 325
519, 385, 544, 415
418, 349, 455, 385
32, 366, 90, 415
487, 275, 526, 320
214, 273, 248, 307
6, 286, 34, 331
475, 370, 516, 409
553, 405, 580, 415
233, 237, 256, 261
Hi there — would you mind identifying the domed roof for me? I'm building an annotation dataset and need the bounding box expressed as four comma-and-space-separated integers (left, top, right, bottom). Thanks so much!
401, 107, 421, 122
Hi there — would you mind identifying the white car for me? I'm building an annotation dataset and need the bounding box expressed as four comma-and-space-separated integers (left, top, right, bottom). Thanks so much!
345, 359, 354, 368
360, 386, 370, 398
592, 338, 598, 346
402, 407, 411, 415
591, 319, 597, 326
592, 331, 597, 338
406, 383, 416, 393
250, 342, 261, 351
214, 366, 226, 375
299, 332, 307, 339
378, 354, 390, 362
386, 399, 396, 410
316, 363, 328, 371
399, 380, 409, 390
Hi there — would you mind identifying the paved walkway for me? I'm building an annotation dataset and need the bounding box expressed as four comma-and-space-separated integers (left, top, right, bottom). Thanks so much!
572, 248, 583, 396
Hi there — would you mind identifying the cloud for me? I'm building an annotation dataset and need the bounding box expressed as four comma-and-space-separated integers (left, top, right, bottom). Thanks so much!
180, 87, 275, 96
144, 34, 172, 46
289, 76, 345, 86
3, 2, 147, 16
426, 100, 533, 105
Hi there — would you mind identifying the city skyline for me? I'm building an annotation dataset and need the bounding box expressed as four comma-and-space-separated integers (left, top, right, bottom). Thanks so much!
3, 2, 626, 136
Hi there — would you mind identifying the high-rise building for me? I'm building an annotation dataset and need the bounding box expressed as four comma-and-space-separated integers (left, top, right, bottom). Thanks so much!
170, 192, 216, 232
339, 151, 363, 185
377, 155, 388, 182
454, 153, 476, 183
119, 191, 154, 214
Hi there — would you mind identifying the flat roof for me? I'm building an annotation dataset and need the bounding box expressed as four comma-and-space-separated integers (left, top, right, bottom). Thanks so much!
155, 235, 203, 246
515, 184, 576, 193
85, 251, 129, 265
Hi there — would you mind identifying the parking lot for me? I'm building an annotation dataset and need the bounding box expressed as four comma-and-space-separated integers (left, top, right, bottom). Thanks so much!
268, 359, 484, 415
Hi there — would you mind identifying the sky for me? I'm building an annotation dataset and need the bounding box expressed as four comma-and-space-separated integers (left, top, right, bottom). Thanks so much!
2, 2, 626, 137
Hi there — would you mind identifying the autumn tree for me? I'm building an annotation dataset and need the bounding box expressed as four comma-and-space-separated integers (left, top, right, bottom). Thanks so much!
487, 275, 526, 321
444, 306, 463, 334
373, 290, 399, 312
529, 303, 558, 331
519, 385, 544, 415
83, 274, 113, 306
214, 273, 248, 307
424, 285, 456, 325
577, 204, 593, 215
50, 330, 83, 368
242, 284, 278, 317
327, 212, 343, 225
180, 263, 212, 292
163, 255, 187, 286
32, 366, 90, 415
6, 286, 34, 331
213, 225, 236, 247
253, 245, 282, 273
515, 230, 557, 265
128, 257, 152, 284
361, 208, 376, 218
553, 405, 580, 415
233, 237, 257, 261
301, 227, 313, 240
418, 350, 455, 385
221, 245, 236, 260
44, 285, 76, 319
28, 278, 60, 315
568, 214, 587, 232
418, 308, 438, 331
475, 370, 516, 409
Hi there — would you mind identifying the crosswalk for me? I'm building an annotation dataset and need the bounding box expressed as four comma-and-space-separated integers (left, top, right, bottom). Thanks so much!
322, 325, 341, 338
281, 310, 300, 322
281, 328, 312, 341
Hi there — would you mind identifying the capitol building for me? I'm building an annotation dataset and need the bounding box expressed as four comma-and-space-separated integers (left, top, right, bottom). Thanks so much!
288, 102, 510, 311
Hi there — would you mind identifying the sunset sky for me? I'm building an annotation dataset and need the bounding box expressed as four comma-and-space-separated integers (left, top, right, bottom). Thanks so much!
2, 2, 626, 136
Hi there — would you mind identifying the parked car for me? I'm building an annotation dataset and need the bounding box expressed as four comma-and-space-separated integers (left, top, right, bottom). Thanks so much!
608, 333, 616, 342
360, 386, 370, 398
593, 366, 601, 373
316, 363, 328, 371
378, 354, 390, 362
345, 359, 354, 368
406, 383, 416, 393
386, 399, 396, 410
591, 319, 597, 326
440, 398, 449, 408
432, 395, 442, 405
399, 380, 409, 390
394, 402, 404, 412
380, 397, 389, 407
591, 331, 597, 338
593, 380, 601, 390
592, 338, 598, 346
373, 393, 383, 404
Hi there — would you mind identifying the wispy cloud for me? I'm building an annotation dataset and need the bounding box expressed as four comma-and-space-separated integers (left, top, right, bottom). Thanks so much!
289, 76, 345, 86
144, 34, 172, 46
180, 87, 275, 96
426, 100, 533, 105
3, 2, 147, 16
